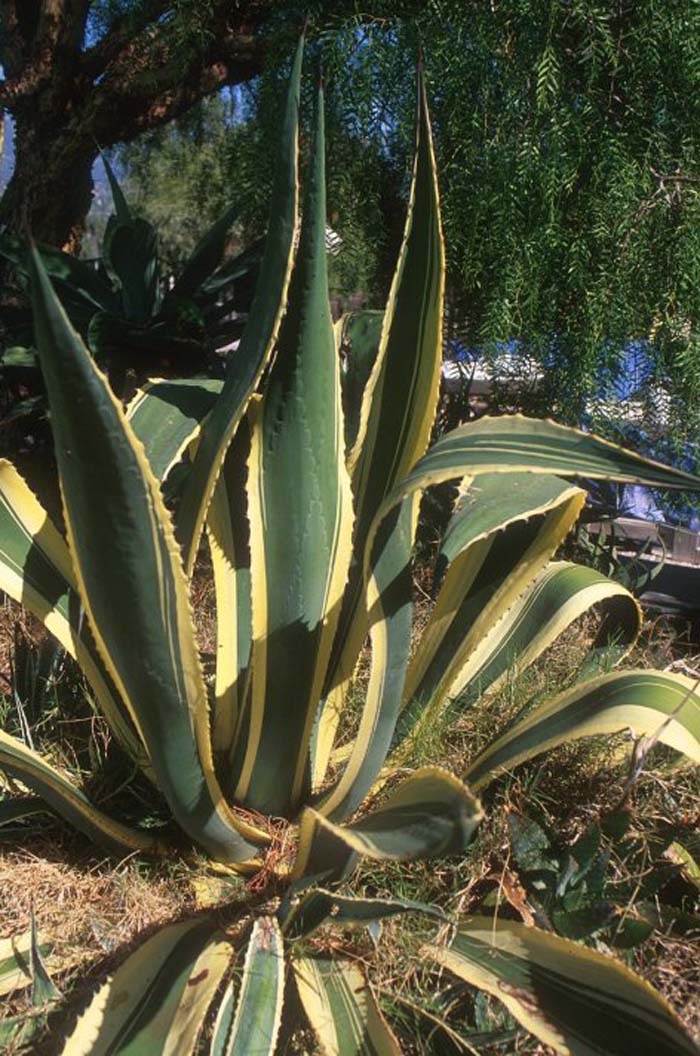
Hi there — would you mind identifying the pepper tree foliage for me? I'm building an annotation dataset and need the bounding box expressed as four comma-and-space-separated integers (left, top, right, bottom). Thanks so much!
119, 0, 700, 440
0, 0, 426, 248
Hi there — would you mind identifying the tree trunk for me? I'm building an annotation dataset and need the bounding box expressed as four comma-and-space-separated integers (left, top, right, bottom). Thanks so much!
0, 112, 96, 249
0, 1, 273, 249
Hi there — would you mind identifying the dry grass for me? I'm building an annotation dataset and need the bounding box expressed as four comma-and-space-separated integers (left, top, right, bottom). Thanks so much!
190, 557, 219, 663
379, 657, 699, 1050
0, 842, 193, 981
0, 597, 37, 700
0, 843, 186, 932
0, 576, 699, 1052
333, 593, 700, 1051
643, 932, 700, 1042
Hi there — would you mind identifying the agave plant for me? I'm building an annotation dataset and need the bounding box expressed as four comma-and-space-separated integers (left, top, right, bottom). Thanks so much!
0, 151, 259, 436
1, 40, 700, 1054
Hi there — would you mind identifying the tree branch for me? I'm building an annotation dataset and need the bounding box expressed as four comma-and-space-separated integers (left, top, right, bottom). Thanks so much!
0, 73, 40, 107
89, 2, 274, 144
81, 0, 173, 79
93, 42, 266, 144
0, 0, 89, 107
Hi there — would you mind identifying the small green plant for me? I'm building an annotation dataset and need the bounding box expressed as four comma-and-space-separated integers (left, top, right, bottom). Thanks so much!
0, 154, 260, 434
1, 39, 700, 1054
504, 810, 700, 949
0, 912, 59, 1049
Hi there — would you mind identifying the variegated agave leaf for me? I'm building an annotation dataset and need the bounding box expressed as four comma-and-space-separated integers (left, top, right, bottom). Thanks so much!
0, 40, 699, 1056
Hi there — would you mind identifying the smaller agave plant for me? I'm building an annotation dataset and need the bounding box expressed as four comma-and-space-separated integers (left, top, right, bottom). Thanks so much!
1, 38, 700, 1055
0, 150, 259, 430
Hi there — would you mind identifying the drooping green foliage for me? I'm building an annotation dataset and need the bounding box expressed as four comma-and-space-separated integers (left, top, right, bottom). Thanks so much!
0, 40, 699, 1055
123, 2, 700, 443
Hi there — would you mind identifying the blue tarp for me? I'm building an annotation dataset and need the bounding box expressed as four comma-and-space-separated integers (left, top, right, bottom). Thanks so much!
445, 338, 700, 529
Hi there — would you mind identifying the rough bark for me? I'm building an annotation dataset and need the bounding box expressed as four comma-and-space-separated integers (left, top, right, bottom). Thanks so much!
1, 113, 97, 250
0, 1, 275, 248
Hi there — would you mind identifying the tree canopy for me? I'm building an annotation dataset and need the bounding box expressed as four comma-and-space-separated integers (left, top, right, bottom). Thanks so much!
119, 2, 700, 436
0, 1, 432, 245
2, 2, 700, 441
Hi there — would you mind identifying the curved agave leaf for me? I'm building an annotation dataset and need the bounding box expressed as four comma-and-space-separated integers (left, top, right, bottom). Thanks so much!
62, 919, 233, 1056
402, 474, 586, 721
382, 416, 700, 525
322, 69, 445, 745
127, 377, 222, 482
436, 473, 579, 576
313, 497, 414, 818
336, 309, 384, 455
443, 559, 641, 707
176, 36, 303, 572
207, 418, 253, 758
294, 767, 482, 884
424, 917, 700, 1056
351, 417, 700, 767
465, 669, 700, 790
198, 237, 263, 306
0, 459, 148, 768
0, 930, 55, 999
321, 476, 633, 819
29, 249, 262, 863
293, 957, 401, 1056
232, 82, 354, 817
395, 559, 641, 755
0, 729, 158, 856
211, 917, 284, 1056
170, 202, 239, 302
281, 888, 445, 940
456, 560, 639, 724
365, 416, 700, 657
0, 232, 119, 316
